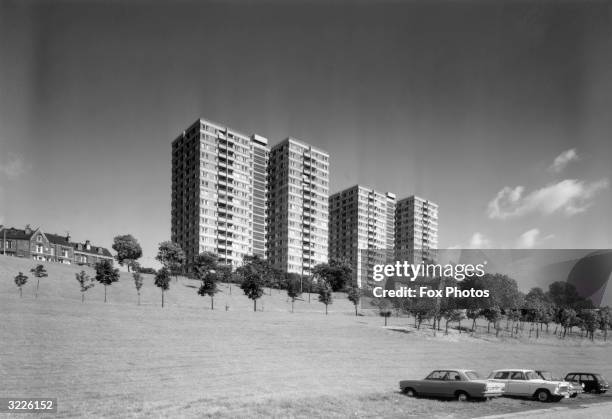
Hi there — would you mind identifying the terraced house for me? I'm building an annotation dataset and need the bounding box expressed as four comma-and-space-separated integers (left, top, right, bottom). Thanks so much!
0, 225, 113, 266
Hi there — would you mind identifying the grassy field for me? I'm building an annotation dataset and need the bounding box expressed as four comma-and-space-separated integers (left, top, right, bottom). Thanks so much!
1, 255, 611, 418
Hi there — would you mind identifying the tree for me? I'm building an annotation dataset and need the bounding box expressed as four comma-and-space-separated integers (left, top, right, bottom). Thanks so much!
270, 267, 286, 292
347, 286, 361, 316
442, 309, 465, 335
14, 272, 28, 297
154, 267, 171, 308
241, 255, 272, 294
30, 264, 48, 298
216, 264, 233, 283
598, 307, 611, 341
198, 272, 219, 310
412, 297, 437, 330
238, 263, 265, 312
286, 276, 302, 313
192, 252, 218, 279
557, 308, 578, 337
579, 310, 598, 341
317, 281, 333, 315
75, 270, 95, 303
156, 241, 185, 280
547, 281, 583, 308
312, 259, 353, 292
466, 309, 481, 332
129, 260, 141, 274
378, 299, 392, 326
524, 287, 554, 338
112, 234, 143, 272
95, 259, 120, 303
482, 306, 502, 336
133, 272, 144, 305
461, 276, 486, 332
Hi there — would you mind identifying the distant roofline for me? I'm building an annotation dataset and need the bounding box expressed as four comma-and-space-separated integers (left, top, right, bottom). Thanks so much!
330, 184, 395, 198
397, 195, 439, 206
271, 137, 329, 157
172, 118, 269, 146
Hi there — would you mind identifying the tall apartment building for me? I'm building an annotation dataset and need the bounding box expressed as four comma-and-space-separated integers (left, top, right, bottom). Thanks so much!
395, 196, 439, 263
267, 138, 329, 275
171, 119, 269, 267
329, 185, 395, 288
385, 192, 396, 256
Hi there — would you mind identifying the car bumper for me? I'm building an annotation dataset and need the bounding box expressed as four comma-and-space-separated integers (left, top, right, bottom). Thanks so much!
482, 391, 504, 398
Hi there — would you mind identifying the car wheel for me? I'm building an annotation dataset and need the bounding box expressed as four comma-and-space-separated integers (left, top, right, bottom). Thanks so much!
456, 391, 469, 402
536, 389, 551, 402
570, 393, 578, 398
403, 388, 417, 397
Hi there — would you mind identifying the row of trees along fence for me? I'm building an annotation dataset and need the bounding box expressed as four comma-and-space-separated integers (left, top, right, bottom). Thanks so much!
373, 273, 610, 341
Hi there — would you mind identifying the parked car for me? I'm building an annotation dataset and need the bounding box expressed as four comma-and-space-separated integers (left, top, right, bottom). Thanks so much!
399, 369, 505, 401
488, 369, 571, 402
535, 370, 582, 398
564, 372, 610, 394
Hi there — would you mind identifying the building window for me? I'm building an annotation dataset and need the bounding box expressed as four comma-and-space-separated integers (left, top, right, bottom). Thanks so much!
36, 245, 43, 253
37, 235, 43, 242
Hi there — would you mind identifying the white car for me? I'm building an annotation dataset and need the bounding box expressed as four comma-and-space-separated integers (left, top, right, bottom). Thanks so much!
488, 369, 571, 402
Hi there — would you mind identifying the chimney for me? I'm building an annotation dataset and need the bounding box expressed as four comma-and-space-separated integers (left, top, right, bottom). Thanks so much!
85, 240, 91, 250
66, 232, 71, 242
25, 224, 31, 234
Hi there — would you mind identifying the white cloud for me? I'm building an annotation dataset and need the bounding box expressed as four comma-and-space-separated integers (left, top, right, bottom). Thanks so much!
515, 228, 555, 249
516, 228, 555, 249
0, 153, 28, 178
469, 232, 491, 248
487, 178, 609, 219
548, 148, 579, 173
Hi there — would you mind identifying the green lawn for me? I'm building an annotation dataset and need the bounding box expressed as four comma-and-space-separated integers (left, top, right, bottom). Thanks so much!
1, 255, 610, 418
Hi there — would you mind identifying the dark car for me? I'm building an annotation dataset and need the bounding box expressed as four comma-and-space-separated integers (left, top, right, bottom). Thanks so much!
399, 370, 505, 401
565, 372, 609, 394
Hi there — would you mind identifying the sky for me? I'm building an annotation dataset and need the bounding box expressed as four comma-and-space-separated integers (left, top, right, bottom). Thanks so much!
1, 0, 611, 269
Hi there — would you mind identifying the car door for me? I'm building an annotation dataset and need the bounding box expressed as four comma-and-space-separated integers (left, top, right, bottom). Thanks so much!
421, 371, 445, 395
491, 371, 511, 393
441, 371, 462, 397
581, 374, 596, 392
507, 371, 530, 395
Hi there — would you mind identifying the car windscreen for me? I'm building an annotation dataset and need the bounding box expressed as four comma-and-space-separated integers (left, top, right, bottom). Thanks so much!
594, 374, 607, 382
465, 371, 480, 380
525, 372, 540, 380
538, 372, 553, 380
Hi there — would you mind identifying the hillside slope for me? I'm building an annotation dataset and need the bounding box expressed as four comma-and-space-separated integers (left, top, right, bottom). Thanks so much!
0, 254, 355, 314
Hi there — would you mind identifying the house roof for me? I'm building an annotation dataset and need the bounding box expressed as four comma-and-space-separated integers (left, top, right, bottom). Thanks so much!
45, 233, 71, 245
0, 227, 34, 240
72, 243, 113, 258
